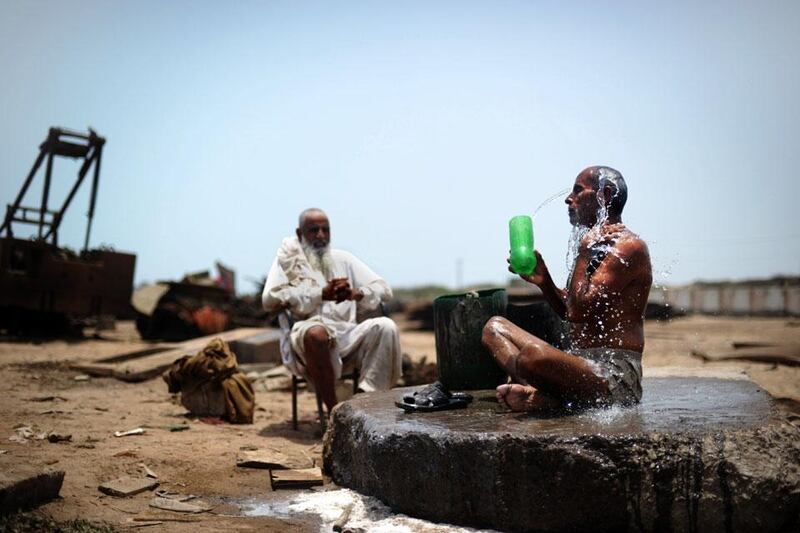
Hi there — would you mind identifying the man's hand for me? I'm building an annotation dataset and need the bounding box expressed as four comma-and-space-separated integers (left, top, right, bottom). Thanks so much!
507, 250, 547, 286
346, 288, 364, 302
322, 278, 351, 301
581, 223, 628, 277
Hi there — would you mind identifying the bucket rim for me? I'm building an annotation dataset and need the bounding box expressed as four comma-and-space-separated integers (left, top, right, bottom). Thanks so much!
434, 288, 506, 303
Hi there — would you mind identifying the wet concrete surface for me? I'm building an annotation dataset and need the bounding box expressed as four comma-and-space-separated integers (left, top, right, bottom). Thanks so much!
325, 375, 800, 532
343, 377, 774, 437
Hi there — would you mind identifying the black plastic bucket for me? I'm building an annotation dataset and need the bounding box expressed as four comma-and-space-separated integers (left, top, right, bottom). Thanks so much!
434, 288, 508, 390
506, 301, 569, 350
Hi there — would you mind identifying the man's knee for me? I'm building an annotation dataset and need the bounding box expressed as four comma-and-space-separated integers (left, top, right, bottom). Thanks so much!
303, 326, 330, 352
517, 341, 546, 368
482, 316, 508, 347
368, 316, 398, 338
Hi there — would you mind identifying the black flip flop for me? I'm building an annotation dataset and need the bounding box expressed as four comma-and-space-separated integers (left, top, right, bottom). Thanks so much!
396, 381, 473, 412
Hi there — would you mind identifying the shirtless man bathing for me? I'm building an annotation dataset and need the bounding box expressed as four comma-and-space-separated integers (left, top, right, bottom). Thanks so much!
482, 166, 652, 411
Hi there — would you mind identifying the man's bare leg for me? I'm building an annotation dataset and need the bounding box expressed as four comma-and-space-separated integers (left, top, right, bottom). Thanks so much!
303, 326, 338, 412
482, 316, 539, 384
483, 317, 609, 411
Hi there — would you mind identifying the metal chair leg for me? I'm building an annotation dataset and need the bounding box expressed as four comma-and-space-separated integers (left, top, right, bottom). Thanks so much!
292, 371, 359, 432
291, 374, 299, 430
315, 391, 327, 433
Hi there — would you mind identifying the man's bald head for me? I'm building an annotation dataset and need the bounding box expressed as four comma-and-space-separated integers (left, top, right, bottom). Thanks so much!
298, 208, 327, 228
580, 166, 628, 218
567, 166, 628, 227
296, 208, 331, 250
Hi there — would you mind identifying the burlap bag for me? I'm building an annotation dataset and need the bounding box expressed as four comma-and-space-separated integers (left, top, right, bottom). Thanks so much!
163, 337, 255, 424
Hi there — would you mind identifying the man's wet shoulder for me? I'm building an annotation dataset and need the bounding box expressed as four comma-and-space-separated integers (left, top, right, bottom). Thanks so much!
616, 232, 649, 256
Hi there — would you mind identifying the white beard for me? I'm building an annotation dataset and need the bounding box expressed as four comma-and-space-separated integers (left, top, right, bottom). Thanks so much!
301, 239, 334, 280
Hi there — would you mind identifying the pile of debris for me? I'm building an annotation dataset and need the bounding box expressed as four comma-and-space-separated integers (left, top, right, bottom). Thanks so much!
132, 263, 267, 342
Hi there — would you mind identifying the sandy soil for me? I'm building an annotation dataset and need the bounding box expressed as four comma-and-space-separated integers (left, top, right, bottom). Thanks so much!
1, 315, 798, 531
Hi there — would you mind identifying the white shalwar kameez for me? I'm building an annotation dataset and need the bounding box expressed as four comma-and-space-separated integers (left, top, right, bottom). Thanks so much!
261, 237, 401, 392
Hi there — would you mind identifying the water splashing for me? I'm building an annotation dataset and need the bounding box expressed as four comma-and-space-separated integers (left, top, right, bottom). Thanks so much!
566, 224, 589, 282
566, 168, 631, 278
532, 187, 570, 220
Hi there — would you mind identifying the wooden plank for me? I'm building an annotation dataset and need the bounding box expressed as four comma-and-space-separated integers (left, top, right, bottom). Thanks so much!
73, 328, 271, 382
111, 328, 270, 382
731, 341, 800, 350
72, 343, 176, 366
98, 346, 176, 364
691, 345, 800, 367
269, 467, 323, 490
149, 497, 211, 513
75, 328, 265, 366
111, 348, 191, 382
174, 328, 267, 352
70, 345, 175, 376
69, 361, 117, 377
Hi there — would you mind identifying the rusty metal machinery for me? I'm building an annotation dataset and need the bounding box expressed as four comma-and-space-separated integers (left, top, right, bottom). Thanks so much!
0, 128, 136, 335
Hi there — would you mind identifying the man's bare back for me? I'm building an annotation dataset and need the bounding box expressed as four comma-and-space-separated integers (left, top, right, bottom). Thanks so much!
482, 166, 652, 411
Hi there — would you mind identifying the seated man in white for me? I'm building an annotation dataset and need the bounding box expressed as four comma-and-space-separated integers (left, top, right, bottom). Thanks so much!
262, 208, 402, 412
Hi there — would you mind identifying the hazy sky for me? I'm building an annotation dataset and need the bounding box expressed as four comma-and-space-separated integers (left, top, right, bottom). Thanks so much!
2, 1, 798, 293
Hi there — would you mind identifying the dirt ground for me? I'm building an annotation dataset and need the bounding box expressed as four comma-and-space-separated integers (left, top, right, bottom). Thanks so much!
1, 315, 799, 531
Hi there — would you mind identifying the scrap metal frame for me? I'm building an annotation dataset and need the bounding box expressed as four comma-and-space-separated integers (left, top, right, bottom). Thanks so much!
0, 127, 105, 251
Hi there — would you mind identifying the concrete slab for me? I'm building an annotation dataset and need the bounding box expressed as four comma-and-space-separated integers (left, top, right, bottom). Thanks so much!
229, 329, 282, 365
0, 467, 65, 514
325, 371, 800, 532
236, 449, 313, 470
98, 476, 158, 497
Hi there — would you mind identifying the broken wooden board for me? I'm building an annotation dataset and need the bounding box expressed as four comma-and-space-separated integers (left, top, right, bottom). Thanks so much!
149, 496, 211, 513
70, 345, 177, 376
98, 476, 158, 497
692, 345, 800, 367
269, 467, 323, 490
68, 360, 119, 377
236, 449, 311, 470
73, 328, 271, 382
731, 341, 800, 350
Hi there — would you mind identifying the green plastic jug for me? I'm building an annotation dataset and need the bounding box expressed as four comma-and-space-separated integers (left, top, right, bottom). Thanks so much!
509, 215, 537, 275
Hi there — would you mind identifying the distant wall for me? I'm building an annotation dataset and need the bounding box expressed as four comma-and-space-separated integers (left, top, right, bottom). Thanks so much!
650, 278, 800, 316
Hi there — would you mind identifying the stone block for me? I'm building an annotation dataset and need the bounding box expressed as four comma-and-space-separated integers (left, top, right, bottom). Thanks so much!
0, 467, 65, 515
325, 374, 800, 532
229, 329, 282, 365
98, 476, 158, 497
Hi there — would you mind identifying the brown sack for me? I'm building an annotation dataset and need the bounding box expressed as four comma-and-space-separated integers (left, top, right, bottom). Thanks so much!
163, 338, 255, 424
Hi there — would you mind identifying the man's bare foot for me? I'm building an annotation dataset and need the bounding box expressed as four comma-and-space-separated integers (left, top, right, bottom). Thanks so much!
496, 383, 561, 412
